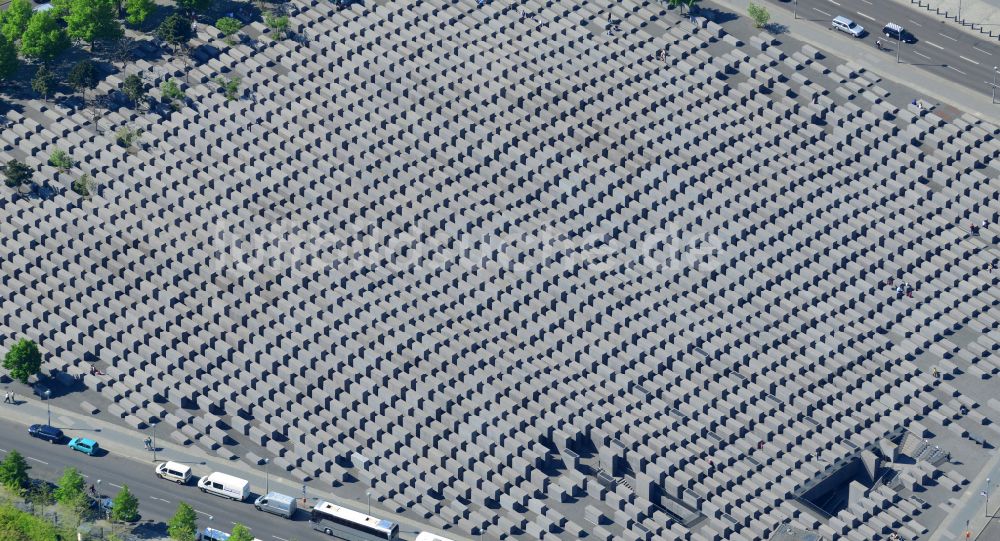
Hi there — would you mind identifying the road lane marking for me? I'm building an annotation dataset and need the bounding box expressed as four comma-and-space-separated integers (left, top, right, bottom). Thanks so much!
860, 0, 872, 4
273, 537, 289, 541
938, 32, 958, 42
856, 11, 876, 21
26, 456, 48, 465
194, 509, 213, 517
108, 482, 123, 489
914, 50, 931, 60
150, 496, 170, 503
973, 45, 993, 56
0, 448, 7, 453
814, 7, 831, 16
908, 19, 923, 27
926, 41, 945, 50
959, 55, 980, 65
948, 65, 967, 75
828, 0, 840, 4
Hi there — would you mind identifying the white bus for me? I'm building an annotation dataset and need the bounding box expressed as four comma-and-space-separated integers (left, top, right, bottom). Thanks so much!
310, 500, 399, 541
415, 533, 458, 541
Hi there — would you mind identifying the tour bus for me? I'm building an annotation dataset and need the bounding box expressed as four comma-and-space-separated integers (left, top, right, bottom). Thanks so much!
310, 500, 399, 540
197, 472, 251, 501
415, 533, 458, 541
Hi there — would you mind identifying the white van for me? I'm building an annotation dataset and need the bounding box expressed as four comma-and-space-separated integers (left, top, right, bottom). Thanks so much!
416, 533, 459, 541
155, 461, 193, 484
197, 472, 251, 501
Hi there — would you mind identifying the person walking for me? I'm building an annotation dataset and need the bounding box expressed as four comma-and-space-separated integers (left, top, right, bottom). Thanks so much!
875, 39, 882, 50
3, 391, 9, 404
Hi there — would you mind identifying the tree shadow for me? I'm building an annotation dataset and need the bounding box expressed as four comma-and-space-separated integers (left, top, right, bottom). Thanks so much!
696, 7, 738, 24
765, 22, 789, 35
132, 521, 169, 539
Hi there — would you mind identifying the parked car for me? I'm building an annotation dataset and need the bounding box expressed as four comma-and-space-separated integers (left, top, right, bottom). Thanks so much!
832, 16, 865, 37
32, 384, 51, 398
254, 492, 297, 518
28, 424, 64, 443
67, 437, 100, 456
882, 22, 917, 43
197, 472, 250, 501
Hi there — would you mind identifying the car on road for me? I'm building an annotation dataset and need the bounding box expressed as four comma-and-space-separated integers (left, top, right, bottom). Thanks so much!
67, 437, 100, 456
32, 383, 51, 398
882, 22, 917, 43
155, 461, 193, 484
832, 16, 865, 38
28, 424, 64, 443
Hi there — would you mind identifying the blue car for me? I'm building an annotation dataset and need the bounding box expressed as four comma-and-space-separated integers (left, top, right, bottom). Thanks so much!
28, 424, 64, 443
67, 437, 100, 456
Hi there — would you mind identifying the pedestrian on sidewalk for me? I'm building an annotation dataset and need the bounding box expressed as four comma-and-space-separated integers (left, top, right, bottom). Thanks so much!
3, 391, 9, 404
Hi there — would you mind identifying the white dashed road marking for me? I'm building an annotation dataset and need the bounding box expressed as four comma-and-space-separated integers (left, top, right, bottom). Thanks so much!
857, 11, 876, 21
26, 456, 48, 465
108, 482, 123, 489
948, 66, 967, 75
913, 51, 931, 60
926, 41, 945, 50
959, 55, 980, 66
908, 19, 923, 27
814, 7, 831, 16
973, 45, 993, 56
150, 496, 170, 503
938, 32, 958, 42
828, 0, 840, 4
194, 509, 213, 517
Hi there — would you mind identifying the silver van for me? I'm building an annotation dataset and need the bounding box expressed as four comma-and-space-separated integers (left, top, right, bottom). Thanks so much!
254, 492, 297, 518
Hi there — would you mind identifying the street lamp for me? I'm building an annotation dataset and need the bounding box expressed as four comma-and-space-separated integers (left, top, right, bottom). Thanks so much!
987, 478, 992, 518
366, 491, 371, 515
43, 390, 51, 426
150, 418, 159, 462
793, 0, 797, 20
896, 31, 901, 64
263, 458, 270, 493
992, 67, 998, 104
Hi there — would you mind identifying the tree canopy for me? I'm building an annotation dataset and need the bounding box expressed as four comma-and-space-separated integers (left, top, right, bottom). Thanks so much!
2, 338, 42, 383
31, 65, 57, 98
65, 0, 122, 47
156, 14, 193, 48
228, 523, 254, 541
167, 502, 198, 541
53, 467, 89, 518
67, 59, 99, 94
110, 484, 139, 522
124, 0, 155, 26
48, 149, 73, 172
122, 73, 146, 106
176, 0, 210, 13
215, 17, 242, 37
747, 2, 770, 28
0, 450, 30, 495
0, 34, 17, 83
19, 11, 70, 62
0, 0, 34, 44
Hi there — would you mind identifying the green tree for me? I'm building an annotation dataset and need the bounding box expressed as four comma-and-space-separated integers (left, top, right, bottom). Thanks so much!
167, 502, 198, 541
3, 160, 37, 190
264, 12, 289, 40
215, 76, 240, 102
215, 16, 241, 44
122, 74, 146, 107
160, 78, 185, 110
115, 126, 143, 149
0, 34, 17, 83
2, 338, 42, 383
110, 484, 139, 522
53, 467, 89, 521
67, 59, 98, 95
71, 174, 95, 197
65, 0, 122, 49
0, 0, 33, 43
32, 65, 57, 99
228, 523, 253, 541
48, 149, 73, 182
0, 450, 30, 495
156, 13, 193, 48
124, 0, 154, 26
747, 2, 770, 28
176, 0, 210, 13
19, 11, 70, 62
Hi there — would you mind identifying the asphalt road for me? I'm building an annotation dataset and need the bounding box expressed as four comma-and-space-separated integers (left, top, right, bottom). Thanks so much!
0, 417, 330, 541
768, 0, 1000, 98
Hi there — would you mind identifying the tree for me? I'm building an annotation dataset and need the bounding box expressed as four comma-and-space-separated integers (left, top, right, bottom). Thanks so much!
156, 14, 194, 48
215, 16, 241, 44
71, 174, 95, 197
0, 0, 34, 43
122, 74, 146, 108
160, 78, 185, 110
68, 59, 98, 94
65, 0, 122, 49
176, 0, 210, 13
0, 450, 30, 494
228, 523, 254, 541
115, 126, 143, 149
19, 11, 70, 62
0, 34, 17, 83
48, 149, 73, 182
110, 485, 139, 522
2, 338, 42, 383
215, 76, 240, 102
264, 12, 289, 40
124, 0, 154, 26
31, 65, 57, 98
167, 502, 198, 541
747, 2, 770, 28
53, 467, 89, 519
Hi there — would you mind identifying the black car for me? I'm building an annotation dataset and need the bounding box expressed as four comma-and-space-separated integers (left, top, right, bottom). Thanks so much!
28, 424, 64, 443
883, 23, 917, 43
32, 384, 51, 398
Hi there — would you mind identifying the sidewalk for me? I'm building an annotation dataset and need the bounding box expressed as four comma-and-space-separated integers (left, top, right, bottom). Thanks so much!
706, 0, 1000, 125
927, 444, 1000, 541
0, 395, 473, 541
